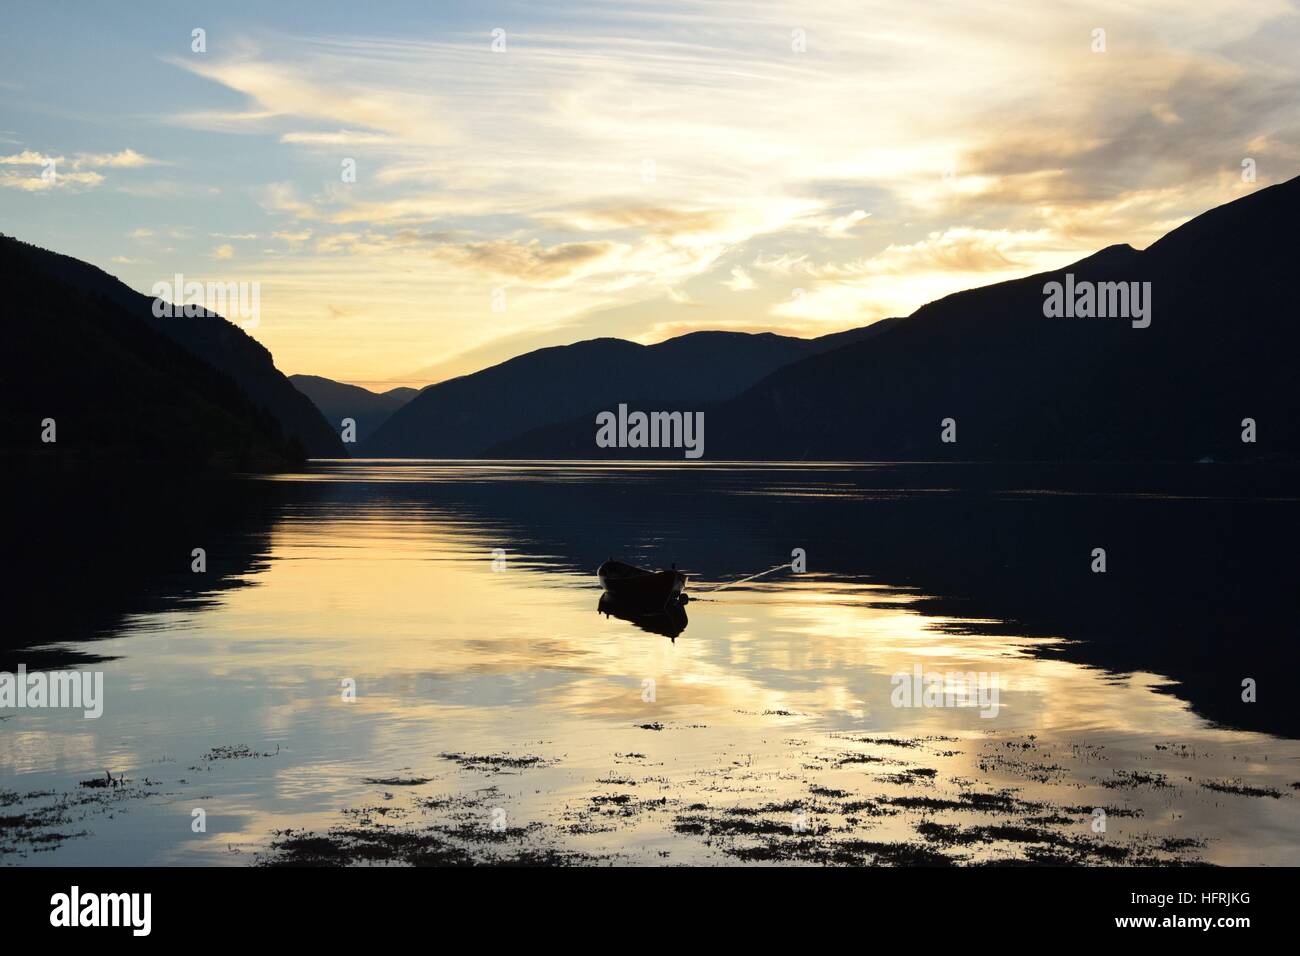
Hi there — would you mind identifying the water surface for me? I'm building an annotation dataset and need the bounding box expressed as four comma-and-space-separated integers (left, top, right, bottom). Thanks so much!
3, 462, 1298, 865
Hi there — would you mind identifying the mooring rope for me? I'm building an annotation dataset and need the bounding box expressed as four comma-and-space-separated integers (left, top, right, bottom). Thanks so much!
695, 562, 793, 594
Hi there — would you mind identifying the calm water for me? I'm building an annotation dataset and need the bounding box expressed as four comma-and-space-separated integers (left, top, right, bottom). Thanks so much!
3, 461, 1298, 865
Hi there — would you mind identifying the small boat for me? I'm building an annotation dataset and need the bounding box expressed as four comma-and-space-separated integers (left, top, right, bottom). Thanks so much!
597, 559, 687, 608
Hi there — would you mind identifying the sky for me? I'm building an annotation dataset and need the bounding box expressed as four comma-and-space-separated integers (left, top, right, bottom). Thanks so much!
2, 0, 1298, 389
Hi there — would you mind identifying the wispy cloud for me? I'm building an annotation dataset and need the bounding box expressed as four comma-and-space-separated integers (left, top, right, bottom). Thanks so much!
429, 238, 620, 282
280, 130, 395, 146
723, 267, 755, 291
75, 148, 166, 168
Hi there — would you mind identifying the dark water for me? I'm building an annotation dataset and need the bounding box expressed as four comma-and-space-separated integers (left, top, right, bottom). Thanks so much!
2, 462, 1298, 865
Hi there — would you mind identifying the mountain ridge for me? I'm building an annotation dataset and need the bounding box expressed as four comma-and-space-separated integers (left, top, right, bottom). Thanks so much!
490, 178, 1300, 462
700, 176, 1300, 462
290, 374, 418, 447
362, 324, 892, 457
1, 236, 344, 458
1, 236, 308, 472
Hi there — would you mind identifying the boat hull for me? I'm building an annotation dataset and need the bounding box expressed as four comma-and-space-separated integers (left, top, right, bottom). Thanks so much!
597, 560, 686, 607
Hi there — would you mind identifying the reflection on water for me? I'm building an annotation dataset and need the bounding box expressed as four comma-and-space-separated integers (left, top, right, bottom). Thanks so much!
2, 461, 1298, 865
597, 595, 689, 639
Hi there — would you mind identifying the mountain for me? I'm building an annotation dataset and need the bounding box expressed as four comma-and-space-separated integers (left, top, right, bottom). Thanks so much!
0, 237, 344, 458
290, 375, 418, 447
1, 235, 307, 471
556, 177, 1300, 462
362, 325, 891, 458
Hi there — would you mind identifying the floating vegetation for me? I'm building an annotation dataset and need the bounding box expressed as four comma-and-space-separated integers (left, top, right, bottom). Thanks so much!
438, 753, 553, 773
6, 725, 1279, 867
202, 744, 280, 761
1099, 769, 1173, 790
1200, 779, 1286, 799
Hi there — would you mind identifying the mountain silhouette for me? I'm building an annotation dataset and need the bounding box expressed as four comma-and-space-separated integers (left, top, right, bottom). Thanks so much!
1, 235, 308, 471
0, 236, 344, 458
362, 325, 891, 458
707, 177, 1300, 461
290, 375, 418, 447
11, 174, 1298, 466
499, 177, 1300, 461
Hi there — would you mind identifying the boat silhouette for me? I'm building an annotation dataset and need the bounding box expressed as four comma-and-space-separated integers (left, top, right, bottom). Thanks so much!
597, 559, 687, 607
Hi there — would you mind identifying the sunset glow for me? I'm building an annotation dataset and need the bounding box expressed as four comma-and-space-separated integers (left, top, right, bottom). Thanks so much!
3, 0, 1296, 386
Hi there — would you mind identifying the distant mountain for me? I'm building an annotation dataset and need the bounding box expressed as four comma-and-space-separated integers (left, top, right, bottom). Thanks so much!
512, 177, 1299, 462
1, 236, 307, 471
0, 238, 344, 458
290, 375, 418, 447
362, 326, 890, 458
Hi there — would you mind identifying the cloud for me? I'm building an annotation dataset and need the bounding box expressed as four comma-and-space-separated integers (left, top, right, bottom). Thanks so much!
755, 227, 1080, 292
430, 239, 620, 282
0, 169, 103, 191
280, 130, 395, 146
213, 244, 235, 260
168, 108, 281, 132
0, 146, 164, 192
542, 204, 725, 237
273, 229, 313, 244
313, 231, 396, 255
853, 228, 1050, 276
171, 53, 455, 143
259, 182, 320, 220
0, 150, 60, 166
799, 208, 871, 238
74, 149, 165, 168
723, 266, 755, 291
761, 226, 1086, 327
326, 194, 501, 225
1, 147, 164, 170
